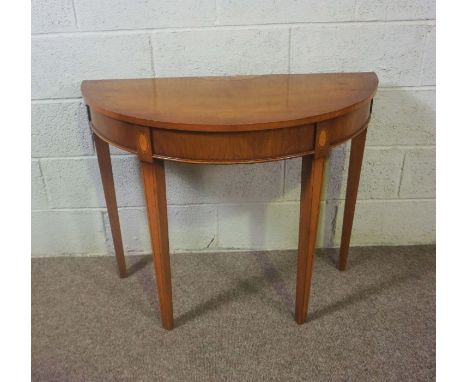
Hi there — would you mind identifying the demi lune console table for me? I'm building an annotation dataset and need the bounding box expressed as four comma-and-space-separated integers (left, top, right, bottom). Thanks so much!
81, 73, 378, 330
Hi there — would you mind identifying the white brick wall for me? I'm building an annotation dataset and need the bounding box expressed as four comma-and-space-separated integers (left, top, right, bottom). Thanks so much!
31, 0, 436, 256
290, 23, 430, 86
151, 29, 289, 76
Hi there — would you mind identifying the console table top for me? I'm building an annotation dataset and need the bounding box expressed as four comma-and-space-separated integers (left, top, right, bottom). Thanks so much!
81, 72, 378, 132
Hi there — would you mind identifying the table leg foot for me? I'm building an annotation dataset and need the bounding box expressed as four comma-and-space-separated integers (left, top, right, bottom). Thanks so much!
295, 155, 326, 324
94, 133, 126, 278
338, 129, 367, 271
140, 159, 174, 330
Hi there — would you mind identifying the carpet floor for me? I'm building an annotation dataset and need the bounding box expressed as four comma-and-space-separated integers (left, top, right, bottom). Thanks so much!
32, 246, 435, 381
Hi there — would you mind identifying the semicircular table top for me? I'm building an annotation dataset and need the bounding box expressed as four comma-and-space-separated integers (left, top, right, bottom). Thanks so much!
81, 72, 378, 132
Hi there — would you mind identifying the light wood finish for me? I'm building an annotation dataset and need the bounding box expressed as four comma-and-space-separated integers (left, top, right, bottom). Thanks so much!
338, 128, 368, 271
295, 155, 326, 324
84, 73, 378, 329
140, 160, 173, 330
93, 133, 126, 278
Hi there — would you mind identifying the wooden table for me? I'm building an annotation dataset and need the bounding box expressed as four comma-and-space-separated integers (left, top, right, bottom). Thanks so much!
82, 73, 378, 330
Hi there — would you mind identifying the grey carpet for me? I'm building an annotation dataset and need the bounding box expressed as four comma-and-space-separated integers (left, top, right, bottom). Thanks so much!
32, 246, 435, 381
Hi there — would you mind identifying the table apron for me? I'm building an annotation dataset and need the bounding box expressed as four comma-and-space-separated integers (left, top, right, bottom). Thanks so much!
89, 103, 371, 164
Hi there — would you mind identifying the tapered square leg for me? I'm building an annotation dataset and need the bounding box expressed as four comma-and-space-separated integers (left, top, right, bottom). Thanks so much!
93, 133, 126, 278
140, 159, 174, 330
295, 155, 326, 324
338, 129, 367, 271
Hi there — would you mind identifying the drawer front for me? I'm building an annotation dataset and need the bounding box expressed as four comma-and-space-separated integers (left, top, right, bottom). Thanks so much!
151, 124, 316, 164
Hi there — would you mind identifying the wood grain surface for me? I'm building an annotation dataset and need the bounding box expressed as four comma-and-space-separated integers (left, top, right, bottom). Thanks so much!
82, 73, 378, 132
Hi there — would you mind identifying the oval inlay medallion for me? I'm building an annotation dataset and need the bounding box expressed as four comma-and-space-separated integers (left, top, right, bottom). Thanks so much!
318, 130, 327, 147
138, 133, 149, 153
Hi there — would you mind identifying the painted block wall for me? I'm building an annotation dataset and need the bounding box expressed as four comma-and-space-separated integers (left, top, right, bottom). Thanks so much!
31, 0, 436, 256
